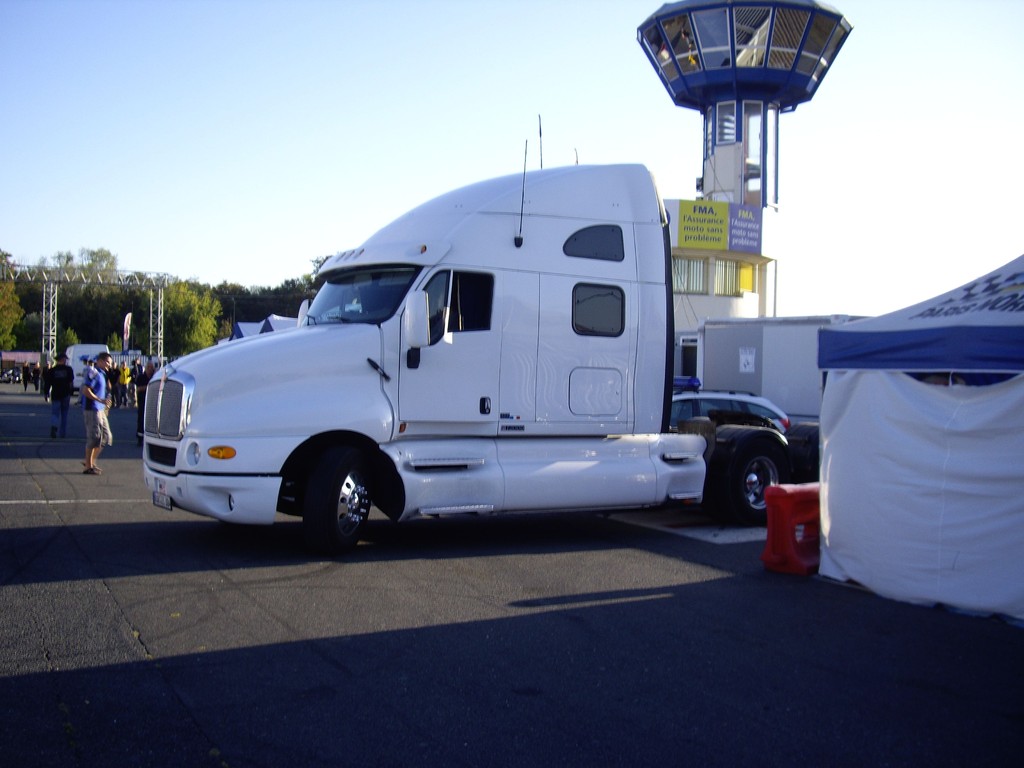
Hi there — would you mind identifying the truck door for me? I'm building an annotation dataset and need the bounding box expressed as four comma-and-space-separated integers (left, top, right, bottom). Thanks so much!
535, 275, 635, 431
398, 269, 500, 432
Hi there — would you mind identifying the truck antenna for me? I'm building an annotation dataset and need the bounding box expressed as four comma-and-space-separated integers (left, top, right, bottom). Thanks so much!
538, 114, 543, 170
515, 139, 527, 248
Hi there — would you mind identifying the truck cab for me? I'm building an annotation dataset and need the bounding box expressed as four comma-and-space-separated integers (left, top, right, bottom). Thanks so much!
142, 165, 787, 553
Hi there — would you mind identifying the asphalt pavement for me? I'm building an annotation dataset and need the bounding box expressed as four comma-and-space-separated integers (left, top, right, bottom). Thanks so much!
1, 384, 1022, 768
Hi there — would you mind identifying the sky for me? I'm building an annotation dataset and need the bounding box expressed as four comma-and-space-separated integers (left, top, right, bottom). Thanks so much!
2, 0, 1022, 318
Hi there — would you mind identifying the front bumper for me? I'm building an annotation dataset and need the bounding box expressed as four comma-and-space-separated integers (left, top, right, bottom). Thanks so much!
143, 465, 283, 525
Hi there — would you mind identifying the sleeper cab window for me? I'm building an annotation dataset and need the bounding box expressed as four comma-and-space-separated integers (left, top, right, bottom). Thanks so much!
573, 283, 624, 337
563, 225, 624, 261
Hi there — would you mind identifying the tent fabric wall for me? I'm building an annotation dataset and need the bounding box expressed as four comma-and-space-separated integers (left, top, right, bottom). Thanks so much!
819, 371, 1024, 621
819, 255, 1024, 622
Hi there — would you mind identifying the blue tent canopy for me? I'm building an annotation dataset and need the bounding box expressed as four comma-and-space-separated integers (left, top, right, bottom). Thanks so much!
818, 254, 1024, 373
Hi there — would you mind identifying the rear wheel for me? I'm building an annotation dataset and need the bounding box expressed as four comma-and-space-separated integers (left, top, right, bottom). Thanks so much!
725, 440, 790, 526
785, 422, 821, 483
303, 447, 372, 555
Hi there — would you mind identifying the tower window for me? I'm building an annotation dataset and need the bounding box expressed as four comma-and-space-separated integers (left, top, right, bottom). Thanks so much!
673, 256, 706, 294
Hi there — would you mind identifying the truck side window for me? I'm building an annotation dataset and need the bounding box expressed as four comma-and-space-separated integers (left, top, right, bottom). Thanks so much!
422, 270, 494, 344
449, 272, 493, 332
563, 225, 624, 262
423, 272, 450, 345
573, 283, 624, 337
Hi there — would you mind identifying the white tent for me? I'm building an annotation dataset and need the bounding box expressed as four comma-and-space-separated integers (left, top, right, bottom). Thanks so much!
817, 254, 1024, 622
230, 321, 264, 341
228, 315, 299, 341
260, 314, 297, 333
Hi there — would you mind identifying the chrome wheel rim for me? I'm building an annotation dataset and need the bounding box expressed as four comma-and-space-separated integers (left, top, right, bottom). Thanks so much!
742, 458, 779, 511
337, 470, 370, 537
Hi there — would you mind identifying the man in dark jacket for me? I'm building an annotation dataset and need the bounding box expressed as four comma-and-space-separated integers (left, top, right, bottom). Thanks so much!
44, 352, 75, 438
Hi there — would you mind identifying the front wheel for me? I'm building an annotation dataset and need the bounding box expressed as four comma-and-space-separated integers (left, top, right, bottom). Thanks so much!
724, 440, 790, 526
303, 447, 372, 555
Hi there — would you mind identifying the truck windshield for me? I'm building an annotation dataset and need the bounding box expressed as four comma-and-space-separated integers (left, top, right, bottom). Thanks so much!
305, 265, 421, 326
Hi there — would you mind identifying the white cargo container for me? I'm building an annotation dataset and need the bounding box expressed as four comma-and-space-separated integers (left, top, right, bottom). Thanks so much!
698, 316, 858, 421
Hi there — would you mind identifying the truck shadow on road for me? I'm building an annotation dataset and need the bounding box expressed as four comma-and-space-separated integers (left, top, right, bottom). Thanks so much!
1, 539, 1021, 768
1, 507, 744, 587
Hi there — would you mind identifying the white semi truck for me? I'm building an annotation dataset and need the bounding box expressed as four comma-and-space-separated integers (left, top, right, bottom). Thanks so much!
142, 165, 799, 554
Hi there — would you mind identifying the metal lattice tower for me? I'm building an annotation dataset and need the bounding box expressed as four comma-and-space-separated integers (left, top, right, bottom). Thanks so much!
41, 281, 58, 362
1, 262, 175, 362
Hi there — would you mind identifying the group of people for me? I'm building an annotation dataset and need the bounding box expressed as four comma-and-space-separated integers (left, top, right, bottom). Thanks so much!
106, 360, 141, 409
41, 353, 158, 475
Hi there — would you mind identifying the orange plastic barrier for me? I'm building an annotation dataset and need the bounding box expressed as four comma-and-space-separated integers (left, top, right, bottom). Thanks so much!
761, 483, 820, 575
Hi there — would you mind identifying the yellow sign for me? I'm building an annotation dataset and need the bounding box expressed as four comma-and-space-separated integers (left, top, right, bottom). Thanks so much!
677, 200, 728, 250
670, 199, 762, 254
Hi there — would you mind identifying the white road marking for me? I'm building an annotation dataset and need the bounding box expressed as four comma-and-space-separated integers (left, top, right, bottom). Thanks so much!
612, 509, 767, 544
0, 499, 152, 505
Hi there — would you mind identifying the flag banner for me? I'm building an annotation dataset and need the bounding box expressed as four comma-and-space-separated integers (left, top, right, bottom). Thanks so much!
123, 312, 132, 353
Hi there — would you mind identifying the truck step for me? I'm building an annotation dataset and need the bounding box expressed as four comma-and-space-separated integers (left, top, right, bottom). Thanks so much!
660, 451, 703, 463
419, 504, 495, 516
407, 457, 486, 470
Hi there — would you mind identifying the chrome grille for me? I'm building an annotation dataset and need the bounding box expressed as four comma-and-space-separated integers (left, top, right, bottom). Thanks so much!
143, 380, 161, 434
144, 375, 189, 441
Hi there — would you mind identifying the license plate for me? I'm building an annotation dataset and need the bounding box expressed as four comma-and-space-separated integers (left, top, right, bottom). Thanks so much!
153, 491, 172, 510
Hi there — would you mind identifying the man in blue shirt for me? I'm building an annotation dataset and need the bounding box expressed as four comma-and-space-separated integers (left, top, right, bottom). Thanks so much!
82, 352, 113, 474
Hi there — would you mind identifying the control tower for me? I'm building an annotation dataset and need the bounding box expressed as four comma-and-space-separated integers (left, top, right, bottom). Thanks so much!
636, 1, 851, 377
638, 0, 851, 208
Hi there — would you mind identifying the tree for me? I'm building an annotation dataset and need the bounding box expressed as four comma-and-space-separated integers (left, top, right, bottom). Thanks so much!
76, 249, 129, 344
13, 312, 42, 350
163, 281, 223, 355
0, 251, 25, 349
310, 253, 331, 276
61, 327, 81, 351
80, 247, 119, 277
7, 246, 322, 356
213, 280, 313, 326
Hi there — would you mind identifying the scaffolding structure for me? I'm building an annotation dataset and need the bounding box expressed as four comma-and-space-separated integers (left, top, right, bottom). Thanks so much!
1, 262, 175, 363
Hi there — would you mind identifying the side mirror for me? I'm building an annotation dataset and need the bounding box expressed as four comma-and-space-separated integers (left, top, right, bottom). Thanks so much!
404, 290, 430, 349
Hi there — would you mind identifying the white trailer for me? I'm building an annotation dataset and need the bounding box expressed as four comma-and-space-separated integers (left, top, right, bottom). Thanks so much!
65, 343, 110, 392
698, 316, 858, 421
